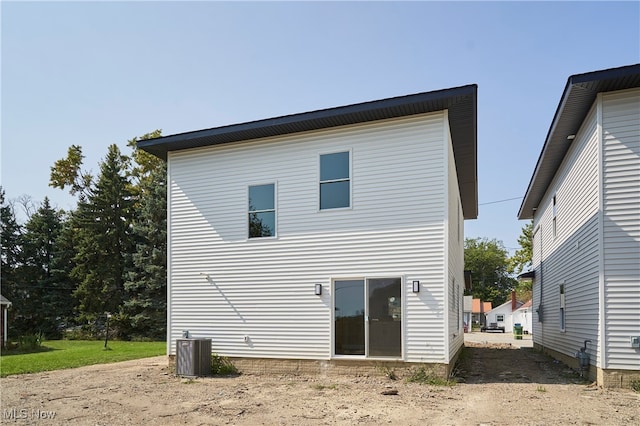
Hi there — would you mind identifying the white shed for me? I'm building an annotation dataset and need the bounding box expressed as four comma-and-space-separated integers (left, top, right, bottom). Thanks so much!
512, 300, 533, 335
518, 64, 640, 388
140, 85, 478, 377
482, 293, 524, 333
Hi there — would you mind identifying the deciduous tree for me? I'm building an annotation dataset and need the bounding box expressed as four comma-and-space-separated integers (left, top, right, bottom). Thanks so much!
464, 237, 517, 306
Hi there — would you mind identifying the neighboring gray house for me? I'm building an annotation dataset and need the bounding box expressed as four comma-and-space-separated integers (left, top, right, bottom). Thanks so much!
518, 64, 640, 388
140, 85, 477, 377
463, 295, 473, 332
1, 294, 11, 348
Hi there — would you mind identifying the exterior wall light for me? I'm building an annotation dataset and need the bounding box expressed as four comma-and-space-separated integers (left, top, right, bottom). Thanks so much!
412, 281, 420, 293
315, 284, 322, 295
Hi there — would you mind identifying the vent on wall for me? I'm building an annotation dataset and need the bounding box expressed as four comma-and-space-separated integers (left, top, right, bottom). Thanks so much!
176, 338, 212, 377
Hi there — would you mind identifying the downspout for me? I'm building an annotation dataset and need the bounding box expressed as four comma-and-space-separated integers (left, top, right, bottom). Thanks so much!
442, 109, 450, 365
533, 222, 543, 347
166, 154, 173, 357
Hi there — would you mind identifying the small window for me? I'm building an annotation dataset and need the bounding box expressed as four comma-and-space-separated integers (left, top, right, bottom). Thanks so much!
249, 184, 275, 238
496, 314, 505, 322
320, 151, 350, 210
552, 195, 557, 238
559, 283, 566, 332
457, 201, 461, 243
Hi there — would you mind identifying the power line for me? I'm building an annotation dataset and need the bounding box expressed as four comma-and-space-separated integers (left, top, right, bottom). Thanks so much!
478, 196, 521, 206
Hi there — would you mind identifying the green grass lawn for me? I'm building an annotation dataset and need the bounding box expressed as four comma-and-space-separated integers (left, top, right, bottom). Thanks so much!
0, 340, 166, 377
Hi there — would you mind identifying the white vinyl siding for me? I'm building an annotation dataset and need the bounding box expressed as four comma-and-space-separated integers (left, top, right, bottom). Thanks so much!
446, 116, 465, 360
532, 88, 640, 372
167, 112, 451, 363
601, 88, 640, 371
531, 103, 600, 362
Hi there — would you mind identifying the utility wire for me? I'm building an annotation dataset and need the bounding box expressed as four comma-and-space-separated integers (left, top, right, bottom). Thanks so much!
478, 196, 521, 206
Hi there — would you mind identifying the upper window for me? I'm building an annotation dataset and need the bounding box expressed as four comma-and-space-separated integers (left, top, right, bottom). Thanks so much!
320, 151, 350, 210
496, 314, 505, 322
248, 184, 275, 238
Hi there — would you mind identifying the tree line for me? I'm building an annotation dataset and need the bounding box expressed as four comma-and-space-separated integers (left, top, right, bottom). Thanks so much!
1, 129, 533, 341
1, 131, 166, 340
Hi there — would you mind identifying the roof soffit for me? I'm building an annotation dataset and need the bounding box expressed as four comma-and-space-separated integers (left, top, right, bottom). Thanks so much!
518, 64, 640, 220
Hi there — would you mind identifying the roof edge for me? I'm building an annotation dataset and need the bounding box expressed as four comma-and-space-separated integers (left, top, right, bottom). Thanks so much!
138, 84, 477, 151
518, 64, 640, 220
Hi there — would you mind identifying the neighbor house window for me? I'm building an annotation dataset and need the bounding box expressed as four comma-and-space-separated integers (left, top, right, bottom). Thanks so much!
248, 183, 275, 238
458, 201, 462, 243
552, 195, 557, 238
496, 314, 505, 322
559, 283, 566, 332
320, 151, 350, 210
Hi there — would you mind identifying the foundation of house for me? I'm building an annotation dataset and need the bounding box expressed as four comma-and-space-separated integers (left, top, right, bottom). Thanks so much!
167, 349, 462, 380
533, 343, 640, 389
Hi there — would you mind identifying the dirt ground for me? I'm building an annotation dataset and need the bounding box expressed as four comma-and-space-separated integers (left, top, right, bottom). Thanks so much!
1, 334, 638, 425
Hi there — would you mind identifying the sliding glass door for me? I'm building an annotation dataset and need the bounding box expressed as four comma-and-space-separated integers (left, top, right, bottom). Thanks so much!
334, 278, 402, 358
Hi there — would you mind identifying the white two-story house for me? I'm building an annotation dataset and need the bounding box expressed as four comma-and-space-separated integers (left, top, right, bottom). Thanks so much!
140, 85, 478, 377
518, 64, 640, 388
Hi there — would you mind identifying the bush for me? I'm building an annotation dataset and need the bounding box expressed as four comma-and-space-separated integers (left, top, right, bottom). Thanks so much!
211, 354, 238, 375
18, 332, 45, 350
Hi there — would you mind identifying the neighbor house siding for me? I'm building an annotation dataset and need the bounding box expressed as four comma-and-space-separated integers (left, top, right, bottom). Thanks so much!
167, 113, 451, 363
446, 114, 465, 360
601, 88, 640, 371
532, 103, 601, 363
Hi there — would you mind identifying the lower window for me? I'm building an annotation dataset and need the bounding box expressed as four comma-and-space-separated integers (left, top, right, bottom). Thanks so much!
334, 277, 402, 357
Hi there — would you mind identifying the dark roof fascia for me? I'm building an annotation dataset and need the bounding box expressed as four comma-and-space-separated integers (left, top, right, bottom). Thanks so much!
139, 84, 478, 218
464, 270, 473, 291
518, 64, 640, 219
517, 270, 535, 280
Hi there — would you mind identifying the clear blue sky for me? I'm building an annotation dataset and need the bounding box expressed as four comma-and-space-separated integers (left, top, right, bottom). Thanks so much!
2, 1, 638, 254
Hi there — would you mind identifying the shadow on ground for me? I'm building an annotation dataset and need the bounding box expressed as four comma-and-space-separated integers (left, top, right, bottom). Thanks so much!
456, 343, 590, 385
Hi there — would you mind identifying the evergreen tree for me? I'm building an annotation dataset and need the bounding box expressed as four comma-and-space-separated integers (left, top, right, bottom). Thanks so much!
20, 198, 73, 337
509, 221, 534, 302
124, 130, 167, 339
49, 131, 166, 339
509, 221, 533, 274
71, 144, 135, 330
124, 165, 167, 339
0, 188, 23, 338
